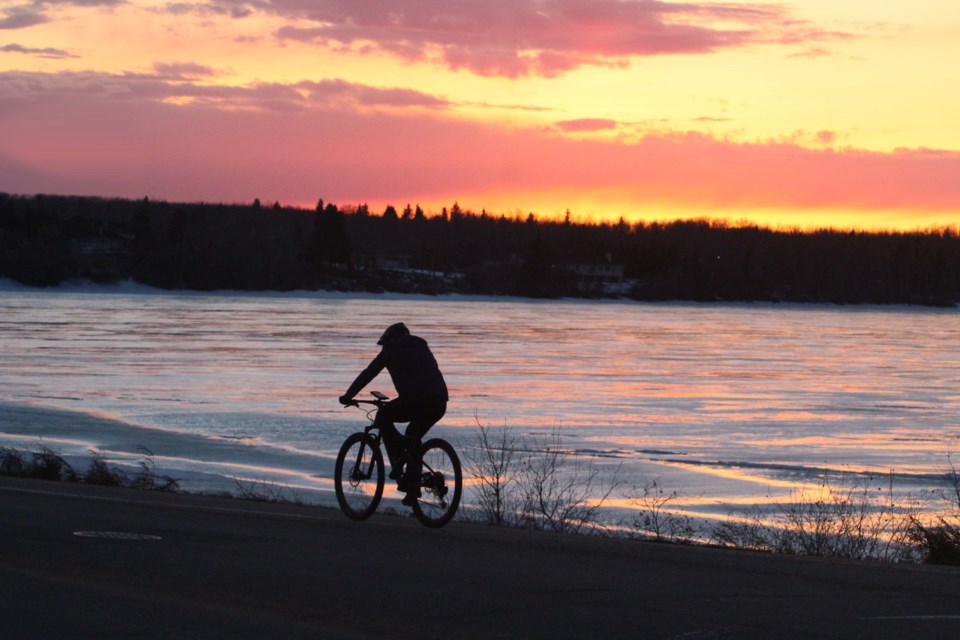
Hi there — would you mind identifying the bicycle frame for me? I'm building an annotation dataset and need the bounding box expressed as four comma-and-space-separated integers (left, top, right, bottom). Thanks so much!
337, 392, 461, 527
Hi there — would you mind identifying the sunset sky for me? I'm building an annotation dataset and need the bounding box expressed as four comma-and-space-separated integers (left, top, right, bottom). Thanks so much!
1, 0, 959, 230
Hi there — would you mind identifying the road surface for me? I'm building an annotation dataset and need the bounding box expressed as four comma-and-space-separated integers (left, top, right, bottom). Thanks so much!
2, 475, 958, 639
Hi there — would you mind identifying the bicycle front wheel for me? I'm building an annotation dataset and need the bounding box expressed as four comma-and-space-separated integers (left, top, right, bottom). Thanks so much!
334, 432, 384, 520
410, 438, 462, 528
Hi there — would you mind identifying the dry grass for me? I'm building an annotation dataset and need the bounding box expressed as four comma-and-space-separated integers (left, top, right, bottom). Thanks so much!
232, 477, 305, 505
710, 473, 921, 562
465, 423, 621, 534
626, 479, 698, 544
463, 424, 960, 564
1, 445, 179, 492
465, 421, 523, 526
906, 456, 960, 565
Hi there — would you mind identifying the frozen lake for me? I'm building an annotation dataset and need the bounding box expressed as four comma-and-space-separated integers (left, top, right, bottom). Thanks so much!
2, 281, 958, 523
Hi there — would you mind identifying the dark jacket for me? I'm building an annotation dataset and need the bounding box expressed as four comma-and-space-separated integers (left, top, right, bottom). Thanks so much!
343, 334, 448, 402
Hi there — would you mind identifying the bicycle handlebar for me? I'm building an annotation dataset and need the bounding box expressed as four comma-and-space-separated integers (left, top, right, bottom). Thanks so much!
346, 399, 378, 406
341, 392, 390, 408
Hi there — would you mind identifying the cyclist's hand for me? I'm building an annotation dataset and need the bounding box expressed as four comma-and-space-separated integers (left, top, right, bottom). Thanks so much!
339, 395, 356, 406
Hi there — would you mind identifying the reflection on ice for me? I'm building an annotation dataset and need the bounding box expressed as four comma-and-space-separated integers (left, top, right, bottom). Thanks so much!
0, 403, 339, 499
1, 286, 959, 523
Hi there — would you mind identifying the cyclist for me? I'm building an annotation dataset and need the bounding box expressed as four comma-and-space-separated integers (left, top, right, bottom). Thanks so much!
339, 322, 448, 505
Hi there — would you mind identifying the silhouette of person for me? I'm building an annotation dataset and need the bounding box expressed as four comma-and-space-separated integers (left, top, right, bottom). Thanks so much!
339, 322, 448, 505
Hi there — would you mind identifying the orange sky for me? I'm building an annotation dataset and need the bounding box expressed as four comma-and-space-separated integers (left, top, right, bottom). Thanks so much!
1, 1, 959, 230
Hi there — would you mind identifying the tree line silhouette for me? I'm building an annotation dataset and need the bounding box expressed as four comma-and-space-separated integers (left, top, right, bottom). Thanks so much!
1, 192, 958, 306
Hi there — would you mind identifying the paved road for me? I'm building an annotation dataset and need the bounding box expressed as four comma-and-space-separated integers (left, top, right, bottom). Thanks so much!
2, 475, 958, 639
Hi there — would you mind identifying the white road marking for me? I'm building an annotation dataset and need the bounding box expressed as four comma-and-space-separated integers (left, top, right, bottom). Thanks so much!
861, 616, 960, 620
74, 531, 162, 540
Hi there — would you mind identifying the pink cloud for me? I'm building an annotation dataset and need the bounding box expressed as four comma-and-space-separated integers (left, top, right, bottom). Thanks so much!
1, 43, 77, 58
152, 62, 220, 80
554, 118, 618, 133
195, 0, 857, 78
162, 2, 252, 18
787, 46, 834, 60
0, 8, 48, 30
1, 70, 958, 229
0, 70, 451, 111
298, 78, 451, 109
816, 130, 836, 146
0, 0, 127, 30
692, 116, 731, 123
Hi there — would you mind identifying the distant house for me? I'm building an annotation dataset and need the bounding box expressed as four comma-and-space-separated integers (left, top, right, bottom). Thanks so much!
355, 254, 411, 271
566, 251, 625, 284
63, 216, 132, 246
564, 253, 627, 294
374, 255, 411, 271
62, 216, 133, 280
566, 262, 625, 284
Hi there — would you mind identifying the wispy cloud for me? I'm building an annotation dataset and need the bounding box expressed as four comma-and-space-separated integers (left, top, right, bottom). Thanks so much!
0, 6, 48, 29
163, 0, 856, 78
299, 78, 452, 109
0, 42, 77, 58
1, 0, 127, 29
463, 100, 558, 113
0, 69, 452, 111
160, 1, 253, 19
787, 46, 834, 59
554, 118, 618, 132
152, 62, 220, 80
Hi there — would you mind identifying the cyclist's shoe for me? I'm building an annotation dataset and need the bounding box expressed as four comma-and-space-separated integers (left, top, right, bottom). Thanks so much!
396, 467, 420, 493
401, 484, 422, 507
389, 447, 411, 479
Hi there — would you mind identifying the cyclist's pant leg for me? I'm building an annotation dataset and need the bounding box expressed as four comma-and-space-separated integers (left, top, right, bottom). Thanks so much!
403, 400, 447, 442
375, 401, 409, 468
402, 400, 447, 490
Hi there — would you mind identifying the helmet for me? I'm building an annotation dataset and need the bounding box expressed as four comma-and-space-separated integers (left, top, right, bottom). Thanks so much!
377, 322, 410, 345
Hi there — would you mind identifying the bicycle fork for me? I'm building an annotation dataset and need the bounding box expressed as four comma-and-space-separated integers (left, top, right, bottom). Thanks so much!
351, 432, 378, 482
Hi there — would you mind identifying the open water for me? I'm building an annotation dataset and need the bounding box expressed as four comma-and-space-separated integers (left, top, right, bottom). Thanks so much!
2, 281, 958, 523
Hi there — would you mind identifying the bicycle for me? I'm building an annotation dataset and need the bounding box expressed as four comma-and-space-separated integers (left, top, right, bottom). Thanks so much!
334, 391, 462, 528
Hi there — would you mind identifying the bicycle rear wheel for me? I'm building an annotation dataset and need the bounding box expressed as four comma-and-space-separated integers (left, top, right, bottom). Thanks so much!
334, 432, 384, 520
410, 438, 462, 528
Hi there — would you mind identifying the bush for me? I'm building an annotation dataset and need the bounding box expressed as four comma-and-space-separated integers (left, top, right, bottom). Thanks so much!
0, 445, 179, 493
465, 422, 620, 534
0, 447, 26, 476
83, 452, 125, 486
907, 516, 960, 565
626, 479, 697, 543
0, 445, 78, 482
465, 421, 523, 526
34, 447, 76, 481
907, 457, 960, 565
711, 473, 919, 562
232, 477, 303, 505
127, 447, 180, 492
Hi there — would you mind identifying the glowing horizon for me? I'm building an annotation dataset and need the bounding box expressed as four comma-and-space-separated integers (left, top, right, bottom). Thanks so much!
1, 0, 959, 231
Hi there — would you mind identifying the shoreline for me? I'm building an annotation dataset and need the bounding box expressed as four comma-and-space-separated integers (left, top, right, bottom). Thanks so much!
4, 399, 960, 566
0, 401, 337, 503
3, 277, 957, 313
3, 396, 958, 526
